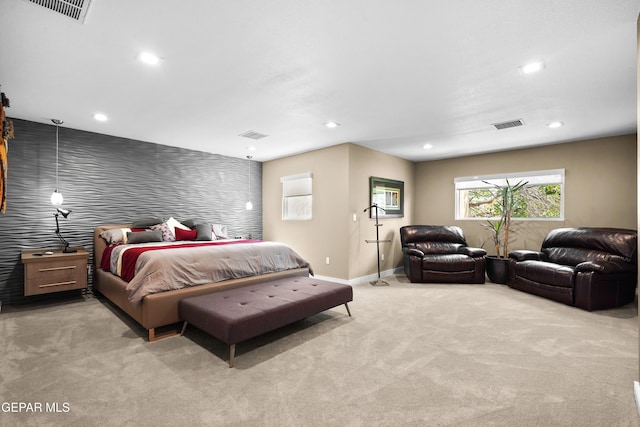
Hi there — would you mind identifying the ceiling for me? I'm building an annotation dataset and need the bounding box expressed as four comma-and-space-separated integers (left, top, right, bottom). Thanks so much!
0, 0, 638, 162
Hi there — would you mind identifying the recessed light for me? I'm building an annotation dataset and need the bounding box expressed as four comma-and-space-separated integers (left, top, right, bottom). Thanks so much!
547, 121, 564, 129
325, 121, 340, 128
520, 61, 545, 75
138, 51, 161, 66
93, 113, 108, 122
422, 143, 433, 150
247, 145, 256, 151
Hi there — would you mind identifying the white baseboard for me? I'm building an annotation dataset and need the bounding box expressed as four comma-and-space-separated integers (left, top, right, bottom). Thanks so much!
311, 275, 351, 285
314, 267, 404, 286
634, 381, 640, 416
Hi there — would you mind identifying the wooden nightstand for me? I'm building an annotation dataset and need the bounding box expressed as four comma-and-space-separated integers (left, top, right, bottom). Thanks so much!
21, 247, 89, 296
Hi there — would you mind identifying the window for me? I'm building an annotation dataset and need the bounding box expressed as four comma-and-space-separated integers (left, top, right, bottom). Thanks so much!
454, 169, 564, 221
281, 173, 312, 220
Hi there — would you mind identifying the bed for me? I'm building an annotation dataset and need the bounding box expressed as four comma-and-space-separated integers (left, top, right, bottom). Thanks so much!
92, 223, 312, 341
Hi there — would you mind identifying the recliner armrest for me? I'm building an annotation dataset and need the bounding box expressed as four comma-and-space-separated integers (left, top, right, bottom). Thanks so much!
509, 250, 544, 262
459, 247, 486, 257
576, 260, 637, 274
403, 248, 425, 257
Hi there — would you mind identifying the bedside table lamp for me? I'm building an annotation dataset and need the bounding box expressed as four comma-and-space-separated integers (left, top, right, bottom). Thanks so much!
54, 208, 77, 253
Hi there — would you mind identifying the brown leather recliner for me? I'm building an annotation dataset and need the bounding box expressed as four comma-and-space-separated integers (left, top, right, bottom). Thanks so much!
400, 225, 486, 284
508, 227, 637, 311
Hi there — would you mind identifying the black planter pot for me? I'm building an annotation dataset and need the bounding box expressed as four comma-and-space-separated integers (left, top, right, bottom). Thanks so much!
486, 256, 509, 284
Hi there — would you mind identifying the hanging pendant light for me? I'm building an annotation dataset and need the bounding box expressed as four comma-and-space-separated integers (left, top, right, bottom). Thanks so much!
245, 155, 253, 210
50, 119, 64, 205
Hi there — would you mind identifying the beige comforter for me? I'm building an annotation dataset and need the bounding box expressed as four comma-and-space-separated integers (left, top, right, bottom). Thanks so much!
109, 240, 311, 304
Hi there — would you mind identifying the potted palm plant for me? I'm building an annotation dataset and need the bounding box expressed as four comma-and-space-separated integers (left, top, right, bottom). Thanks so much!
483, 179, 527, 283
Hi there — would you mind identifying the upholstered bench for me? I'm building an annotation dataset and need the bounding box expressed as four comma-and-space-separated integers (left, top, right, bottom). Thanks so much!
179, 276, 353, 367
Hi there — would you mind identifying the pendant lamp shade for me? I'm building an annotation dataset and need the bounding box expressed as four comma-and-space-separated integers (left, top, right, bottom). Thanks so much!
50, 189, 63, 205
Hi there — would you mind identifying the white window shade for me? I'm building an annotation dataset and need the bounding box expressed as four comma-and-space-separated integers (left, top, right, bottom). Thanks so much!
454, 169, 564, 190
282, 175, 312, 196
281, 173, 312, 220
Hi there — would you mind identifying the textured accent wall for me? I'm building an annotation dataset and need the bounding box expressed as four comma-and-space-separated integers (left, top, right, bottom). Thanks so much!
0, 119, 262, 304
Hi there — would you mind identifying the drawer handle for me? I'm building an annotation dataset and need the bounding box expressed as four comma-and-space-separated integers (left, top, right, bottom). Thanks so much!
38, 265, 77, 272
39, 280, 77, 288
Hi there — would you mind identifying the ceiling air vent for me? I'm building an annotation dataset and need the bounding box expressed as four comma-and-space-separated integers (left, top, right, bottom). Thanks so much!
239, 130, 269, 140
27, 0, 92, 23
492, 119, 525, 130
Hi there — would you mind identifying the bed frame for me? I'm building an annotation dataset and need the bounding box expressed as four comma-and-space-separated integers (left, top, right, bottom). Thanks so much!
92, 224, 310, 341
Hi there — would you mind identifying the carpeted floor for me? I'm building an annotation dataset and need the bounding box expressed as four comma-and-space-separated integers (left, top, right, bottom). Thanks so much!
1, 275, 638, 426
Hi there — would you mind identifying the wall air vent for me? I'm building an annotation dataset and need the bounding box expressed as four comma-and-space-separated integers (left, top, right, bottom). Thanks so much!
492, 119, 525, 130
239, 130, 269, 140
27, 0, 92, 23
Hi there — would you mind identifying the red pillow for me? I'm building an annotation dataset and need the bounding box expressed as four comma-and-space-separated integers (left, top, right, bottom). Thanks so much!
175, 227, 197, 241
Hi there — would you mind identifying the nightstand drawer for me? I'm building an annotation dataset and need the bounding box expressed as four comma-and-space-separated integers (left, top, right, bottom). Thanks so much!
21, 248, 89, 296
25, 260, 86, 295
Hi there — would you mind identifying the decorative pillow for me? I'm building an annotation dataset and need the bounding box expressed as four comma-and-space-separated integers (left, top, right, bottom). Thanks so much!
212, 224, 229, 239
195, 223, 213, 241
166, 217, 190, 235
150, 222, 175, 242
149, 218, 190, 242
126, 230, 163, 244
131, 217, 163, 228
100, 228, 131, 245
181, 218, 204, 229
100, 228, 150, 244
175, 227, 197, 241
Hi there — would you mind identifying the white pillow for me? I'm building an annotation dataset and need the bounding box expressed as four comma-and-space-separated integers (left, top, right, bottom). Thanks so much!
166, 217, 190, 235
212, 224, 229, 239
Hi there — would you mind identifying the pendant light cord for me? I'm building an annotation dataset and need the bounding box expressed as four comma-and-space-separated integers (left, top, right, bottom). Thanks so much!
51, 118, 63, 191
55, 123, 59, 189
247, 155, 253, 199
49, 119, 64, 205
245, 155, 254, 210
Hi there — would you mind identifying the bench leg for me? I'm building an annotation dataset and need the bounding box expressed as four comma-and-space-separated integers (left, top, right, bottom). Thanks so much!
229, 344, 236, 368
344, 302, 352, 317
180, 321, 188, 336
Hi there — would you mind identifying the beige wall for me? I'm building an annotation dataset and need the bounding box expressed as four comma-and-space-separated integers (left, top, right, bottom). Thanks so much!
264, 135, 636, 281
263, 143, 415, 281
347, 144, 415, 279
263, 144, 351, 279
415, 134, 637, 253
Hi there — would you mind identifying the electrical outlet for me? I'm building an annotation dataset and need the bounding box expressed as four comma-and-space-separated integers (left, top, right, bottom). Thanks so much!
325, 257, 330, 265
381, 253, 385, 261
